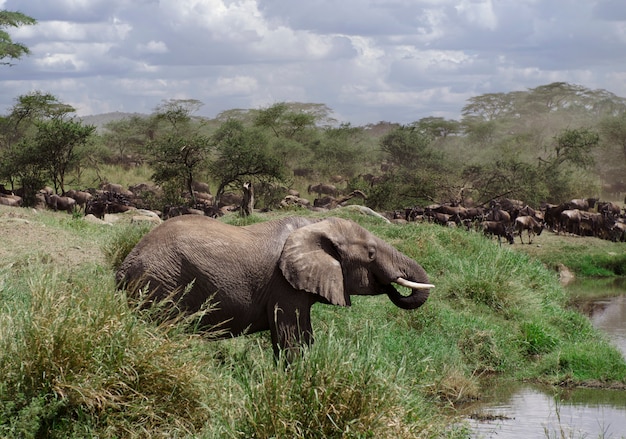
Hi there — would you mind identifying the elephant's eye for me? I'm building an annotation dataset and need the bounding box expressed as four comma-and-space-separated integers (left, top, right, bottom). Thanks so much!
367, 247, 376, 261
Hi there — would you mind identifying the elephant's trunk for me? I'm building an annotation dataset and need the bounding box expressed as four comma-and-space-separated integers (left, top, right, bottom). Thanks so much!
385, 278, 434, 310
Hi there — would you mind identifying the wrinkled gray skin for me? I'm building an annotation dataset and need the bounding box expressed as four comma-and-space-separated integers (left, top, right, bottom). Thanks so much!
116, 215, 432, 357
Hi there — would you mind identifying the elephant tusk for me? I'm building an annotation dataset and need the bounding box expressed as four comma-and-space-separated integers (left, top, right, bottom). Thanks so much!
395, 277, 435, 290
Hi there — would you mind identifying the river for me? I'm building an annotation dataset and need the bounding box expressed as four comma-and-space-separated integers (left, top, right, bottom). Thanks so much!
466, 278, 626, 439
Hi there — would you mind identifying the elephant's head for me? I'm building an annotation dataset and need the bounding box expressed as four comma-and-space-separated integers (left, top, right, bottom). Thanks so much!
279, 217, 433, 309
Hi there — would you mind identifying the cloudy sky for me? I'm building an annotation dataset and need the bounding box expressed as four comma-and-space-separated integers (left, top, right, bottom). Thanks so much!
2, 0, 626, 125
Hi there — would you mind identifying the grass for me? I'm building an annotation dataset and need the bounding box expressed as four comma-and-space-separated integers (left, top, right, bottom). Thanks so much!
0, 205, 625, 437
69, 163, 155, 190
0, 265, 217, 438
513, 231, 626, 277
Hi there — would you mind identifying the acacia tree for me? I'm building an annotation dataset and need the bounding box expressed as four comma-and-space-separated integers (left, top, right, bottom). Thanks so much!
102, 115, 154, 163
1, 91, 74, 148
535, 128, 600, 201
150, 133, 211, 205
209, 119, 285, 206
147, 99, 211, 205
254, 102, 316, 140
0, 10, 36, 65
32, 119, 96, 194
0, 92, 94, 204
462, 159, 548, 207
369, 125, 451, 209
309, 123, 365, 178
252, 102, 318, 173
412, 117, 461, 139
380, 125, 435, 169
548, 128, 599, 169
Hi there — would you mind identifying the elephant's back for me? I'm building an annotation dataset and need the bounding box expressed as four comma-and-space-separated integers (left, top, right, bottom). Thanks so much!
115, 214, 318, 296
116, 215, 264, 295
115, 216, 216, 288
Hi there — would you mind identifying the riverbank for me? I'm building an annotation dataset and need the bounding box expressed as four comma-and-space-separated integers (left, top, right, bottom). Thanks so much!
1, 205, 625, 438
511, 228, 626, 278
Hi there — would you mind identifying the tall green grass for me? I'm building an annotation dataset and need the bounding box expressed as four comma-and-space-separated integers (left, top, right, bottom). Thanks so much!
1, 207, 625, 437
0, 264, 220, 438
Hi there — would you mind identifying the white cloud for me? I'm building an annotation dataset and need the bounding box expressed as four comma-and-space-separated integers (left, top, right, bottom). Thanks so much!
159, 0, 264, 42
137, 40, 168, 54
455, 0, 498, 30
1, 0, 626, 124
215, 75, 258, 96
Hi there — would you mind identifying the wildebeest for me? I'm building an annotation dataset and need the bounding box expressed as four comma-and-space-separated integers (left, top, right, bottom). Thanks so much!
44, 193, 76, 213
65, 189, 93, 211
0, 193, 21, 207
566, 197, 597, 211
486, 205, 512, 223
559, 209, 582, 235
307, 183, 338, 197
597, 201, 621, 220
543, 203, 568, 232
482, 220, 514, 245
514, 215, 544, 244
609, 221, 626, 242
430, 204, 468, 218
424, 209, 451, 226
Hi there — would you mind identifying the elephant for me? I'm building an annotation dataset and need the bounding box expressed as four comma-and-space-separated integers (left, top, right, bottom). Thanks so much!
115, 215, 434, 358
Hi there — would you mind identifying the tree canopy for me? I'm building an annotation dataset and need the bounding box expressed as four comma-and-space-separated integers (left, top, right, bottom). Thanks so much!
209, 119, 285, 204
0, 10, 36, 65
0, 92, 95, 204
2, 82, 626, 211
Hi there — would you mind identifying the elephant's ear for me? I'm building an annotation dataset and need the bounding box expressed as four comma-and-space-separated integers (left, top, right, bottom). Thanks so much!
279, 219, 350, 306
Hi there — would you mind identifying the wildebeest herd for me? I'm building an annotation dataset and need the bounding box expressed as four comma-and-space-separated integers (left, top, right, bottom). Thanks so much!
1, 181, 625, 244
402, 197, 626, 244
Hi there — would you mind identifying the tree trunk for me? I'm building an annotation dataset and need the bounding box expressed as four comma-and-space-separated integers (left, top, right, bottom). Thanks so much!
241, 181, 254, 216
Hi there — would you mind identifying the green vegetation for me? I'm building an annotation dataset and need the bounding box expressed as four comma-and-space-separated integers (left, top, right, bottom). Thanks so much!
1, 76, 626, 438
0, 10, 36, 65
514, 232, 626, 277
1, 24, 625, 436
1, 205, 624, 438
0, 92, 96, 203
4, 82, 626, 214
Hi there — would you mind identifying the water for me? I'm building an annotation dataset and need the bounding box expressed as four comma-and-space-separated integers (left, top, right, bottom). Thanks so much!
571, 278, 626, 357
467, 382, 626, 438
466, 278, 626, 439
